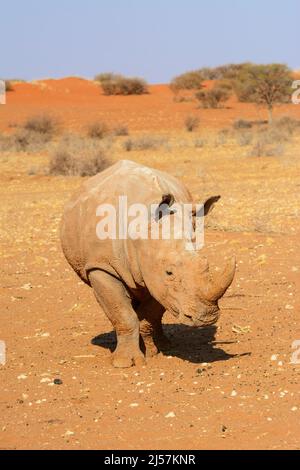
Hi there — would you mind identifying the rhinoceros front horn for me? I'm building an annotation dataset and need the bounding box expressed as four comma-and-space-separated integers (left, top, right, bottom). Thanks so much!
201, 256, 236, 302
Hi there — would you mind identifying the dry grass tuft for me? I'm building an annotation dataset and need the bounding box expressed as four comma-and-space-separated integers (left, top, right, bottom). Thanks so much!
123, 135, 167, 151
49, 135, 110, 176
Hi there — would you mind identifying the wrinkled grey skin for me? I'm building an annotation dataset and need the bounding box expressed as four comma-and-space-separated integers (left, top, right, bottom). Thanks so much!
61, 160, 236, 367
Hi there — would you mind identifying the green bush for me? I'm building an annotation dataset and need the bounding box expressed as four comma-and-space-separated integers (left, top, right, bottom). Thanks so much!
170, 70, 203, 92
196, 85, 231, 108
101, 76, 148, 95
232, 64, 292, 123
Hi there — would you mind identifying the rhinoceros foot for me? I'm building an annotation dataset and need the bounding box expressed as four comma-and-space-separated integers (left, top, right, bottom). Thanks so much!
112, 349, 146, 368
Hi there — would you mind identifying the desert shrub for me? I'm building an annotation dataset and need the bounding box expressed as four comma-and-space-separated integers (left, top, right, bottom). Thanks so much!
23, 114, 58, 137
248, 140, 285, 157
273, 116, 300, 135
170, 70, 203, 92
185, 115, 199, 132
101, 76, 148, 95
196, 63, 253, 81
233, 118, 253, 129
123, 135, 167, 151
0, 129, 51, 153
248, 131, 287, 157
87, 121, 109, 139
49, 135, 110, 176
196, 85, 231, 108
94, 72, 123, 84
113, 125, 129, 136
173, 95, 195, 103
248, 141, 267, 157
171, 63, 252, 84
194, 138, 207, 148
259, 127, 291, 144
5, 80, 13, 91
265, 144, 285, 157
236, 131, 253, 146
214, 131, 228, 146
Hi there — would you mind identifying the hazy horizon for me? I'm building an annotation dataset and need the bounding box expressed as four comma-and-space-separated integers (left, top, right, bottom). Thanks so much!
1, 0, 299, 83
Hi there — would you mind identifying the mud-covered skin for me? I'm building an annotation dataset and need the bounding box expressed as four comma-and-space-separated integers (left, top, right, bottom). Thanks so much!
61, 160, 236, 367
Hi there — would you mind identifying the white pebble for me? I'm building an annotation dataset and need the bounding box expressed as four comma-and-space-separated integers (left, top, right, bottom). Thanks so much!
165, 411, 176, 418
40, 377, 51, 383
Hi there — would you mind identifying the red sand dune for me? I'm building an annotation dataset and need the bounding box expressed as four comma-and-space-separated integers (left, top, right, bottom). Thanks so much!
1, 77, 300, 133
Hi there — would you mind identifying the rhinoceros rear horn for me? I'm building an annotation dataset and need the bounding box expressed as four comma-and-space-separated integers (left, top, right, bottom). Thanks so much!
201, 256, 236, 302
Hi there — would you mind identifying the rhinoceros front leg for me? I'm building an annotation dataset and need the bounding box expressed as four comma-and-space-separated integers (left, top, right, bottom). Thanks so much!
89, 269, 145, 368
137, 297, 170, 357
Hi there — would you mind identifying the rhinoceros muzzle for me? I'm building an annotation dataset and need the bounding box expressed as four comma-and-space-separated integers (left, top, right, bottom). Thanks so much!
183, 306, 220, 328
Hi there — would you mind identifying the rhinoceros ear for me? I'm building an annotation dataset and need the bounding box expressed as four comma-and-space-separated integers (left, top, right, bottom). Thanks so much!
203, 195, 221, 216
154, 193, 175, 221
193, 196, 221, 217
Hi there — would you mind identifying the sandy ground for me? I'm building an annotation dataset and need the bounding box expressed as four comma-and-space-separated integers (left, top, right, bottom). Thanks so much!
0, 79, 300, 449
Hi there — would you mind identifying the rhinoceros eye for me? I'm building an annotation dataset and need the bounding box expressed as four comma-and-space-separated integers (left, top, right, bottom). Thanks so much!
166, 270, 173, 276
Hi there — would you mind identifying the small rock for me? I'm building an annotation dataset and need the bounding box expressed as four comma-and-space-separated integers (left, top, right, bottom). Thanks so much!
271, 355, 278, 361
54, 378, 63, 385
165, 411, 176, 418
21, 283, 32, 290
17, 374, 27, 380
40, 378, 51, 383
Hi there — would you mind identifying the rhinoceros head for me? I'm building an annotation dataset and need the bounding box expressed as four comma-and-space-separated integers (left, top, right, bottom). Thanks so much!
136, 194, 236, 327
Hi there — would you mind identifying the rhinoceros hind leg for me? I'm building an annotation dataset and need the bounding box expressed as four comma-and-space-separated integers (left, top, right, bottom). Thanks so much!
89, 270, 145, 368
137, 297, 171, 356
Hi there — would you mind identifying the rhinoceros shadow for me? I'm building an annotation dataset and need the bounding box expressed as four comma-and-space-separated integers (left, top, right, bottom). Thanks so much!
91, 324, 246, 364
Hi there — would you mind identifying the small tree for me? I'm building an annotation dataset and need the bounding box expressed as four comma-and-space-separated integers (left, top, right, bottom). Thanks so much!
233, 64, 292, 124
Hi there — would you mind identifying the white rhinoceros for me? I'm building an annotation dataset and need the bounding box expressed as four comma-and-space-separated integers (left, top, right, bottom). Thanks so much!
60, 160, 235, 367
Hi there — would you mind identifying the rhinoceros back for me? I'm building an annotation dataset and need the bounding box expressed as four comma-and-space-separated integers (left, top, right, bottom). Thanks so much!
60, 160, 192, 287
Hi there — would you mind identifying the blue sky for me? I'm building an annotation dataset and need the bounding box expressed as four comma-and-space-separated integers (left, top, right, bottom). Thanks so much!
1, 0, 299, 83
